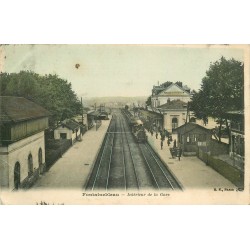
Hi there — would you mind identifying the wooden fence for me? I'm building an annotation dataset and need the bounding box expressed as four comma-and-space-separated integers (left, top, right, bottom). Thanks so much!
197, 148, 244, 188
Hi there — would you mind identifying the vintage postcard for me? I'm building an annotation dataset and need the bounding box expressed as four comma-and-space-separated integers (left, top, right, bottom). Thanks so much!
0, 44, 249, 204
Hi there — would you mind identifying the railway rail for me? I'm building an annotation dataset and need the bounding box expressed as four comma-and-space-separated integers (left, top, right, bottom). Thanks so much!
85, 109, 182, 191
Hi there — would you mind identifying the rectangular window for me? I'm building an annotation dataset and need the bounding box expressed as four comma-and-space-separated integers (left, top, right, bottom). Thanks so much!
190, 134, 195, 144
186, 134, 197, 144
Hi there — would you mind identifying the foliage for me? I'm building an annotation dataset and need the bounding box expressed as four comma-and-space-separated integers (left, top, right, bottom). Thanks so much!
189, 90, 209, 123
189, 57, 244, 141
145, 95, 151, 106
0, 71, 82, 127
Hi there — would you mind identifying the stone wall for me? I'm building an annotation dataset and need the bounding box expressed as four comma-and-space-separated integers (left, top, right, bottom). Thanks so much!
1, 131, 46, 190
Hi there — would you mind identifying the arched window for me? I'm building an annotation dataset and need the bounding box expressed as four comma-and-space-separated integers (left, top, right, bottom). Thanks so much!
28, 153, 33, 176
38, 148, 42, 166
172, 117, 178, 130
14, 162, 21, 190
190, 117, 196, 123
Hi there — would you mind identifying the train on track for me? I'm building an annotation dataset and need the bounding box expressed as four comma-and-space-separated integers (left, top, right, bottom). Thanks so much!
122, 109, 147, 143
131, 118, 147, 143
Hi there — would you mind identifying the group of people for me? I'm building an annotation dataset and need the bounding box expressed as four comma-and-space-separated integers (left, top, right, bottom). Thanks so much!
140, 121, 183, 161
149, 128, 183, 161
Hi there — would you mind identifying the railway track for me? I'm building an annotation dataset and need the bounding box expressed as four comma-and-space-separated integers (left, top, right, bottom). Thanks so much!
119, 115, 139, 190
85, 115, 116, 190
138, 143, 182, 190
85, 109, 182, 191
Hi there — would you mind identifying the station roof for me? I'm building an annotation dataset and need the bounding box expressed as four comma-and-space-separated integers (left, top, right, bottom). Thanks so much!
173, 122, 211, 134
159, 100, 188, 110
152, 83, 172, 95
141, 110, 163, 120
224, 110, 244, 122
153, 82, 191, 95
99, 111, 108, 115
87, 110, 100, 116
226, 110, 244, 116
0, 96, 50, 124
61, 119, 80, 131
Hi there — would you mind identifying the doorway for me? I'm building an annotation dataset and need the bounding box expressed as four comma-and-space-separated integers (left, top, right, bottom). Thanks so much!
38, 148, 43, 173
14, 162, 21, 190
172, 117, 178, 130
28, 153, 33, 176
60, 133, 67, 139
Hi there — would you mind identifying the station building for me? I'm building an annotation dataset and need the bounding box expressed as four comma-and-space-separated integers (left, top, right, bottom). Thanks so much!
147, 82, 193, 132
157, 99, 190, 132
151, 81, 192, 108
147, 81, 217, 133
174, 122, 212, 156
54, 119, 82, 143
0, 96, 50, 190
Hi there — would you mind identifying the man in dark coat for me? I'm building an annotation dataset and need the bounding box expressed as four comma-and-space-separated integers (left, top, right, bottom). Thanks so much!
161, 140, 163, 150
176, 147, 182, 161
173, 139, 177, 148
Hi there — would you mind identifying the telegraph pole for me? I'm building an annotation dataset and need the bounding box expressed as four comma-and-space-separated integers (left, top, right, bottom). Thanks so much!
183, 101, 189, 155
185, 101, 189, 124
81, 97, 84, 125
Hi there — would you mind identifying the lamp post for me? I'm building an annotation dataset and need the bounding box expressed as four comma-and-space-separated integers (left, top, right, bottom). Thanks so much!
232, 135, 235, 168
206, 141, 209, 165
81, 97, 84, 125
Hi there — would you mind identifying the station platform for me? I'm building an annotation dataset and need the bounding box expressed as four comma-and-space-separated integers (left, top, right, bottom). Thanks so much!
32, 118, 111, 190
32, 117, 235, 191
146, 131, 236, 190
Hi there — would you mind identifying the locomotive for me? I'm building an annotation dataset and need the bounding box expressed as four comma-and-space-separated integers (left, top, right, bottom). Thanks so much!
131, 119, 147, 143
121, 108, 147, 143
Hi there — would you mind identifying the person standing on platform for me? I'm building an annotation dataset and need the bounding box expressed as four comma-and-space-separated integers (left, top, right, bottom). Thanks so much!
156, 132, 158, 139
173, 139, 177, 148
161, 140, 163, 150
167, 138, 170, 146
161, 133, 165, 141
170, 147, 176, 159
176, 147, 182, 161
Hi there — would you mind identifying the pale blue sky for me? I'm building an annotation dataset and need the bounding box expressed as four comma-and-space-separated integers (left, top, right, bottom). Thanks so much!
2, 45, 244, 97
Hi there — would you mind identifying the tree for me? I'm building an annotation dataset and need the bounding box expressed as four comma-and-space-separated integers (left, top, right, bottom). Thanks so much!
145, 95, 152, 107
189, 90, 209, 124
0, 71, 82, 127
189, 57, 244, 142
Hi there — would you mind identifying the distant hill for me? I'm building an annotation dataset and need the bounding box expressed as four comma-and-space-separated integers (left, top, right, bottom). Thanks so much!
82, 96, 148, 108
